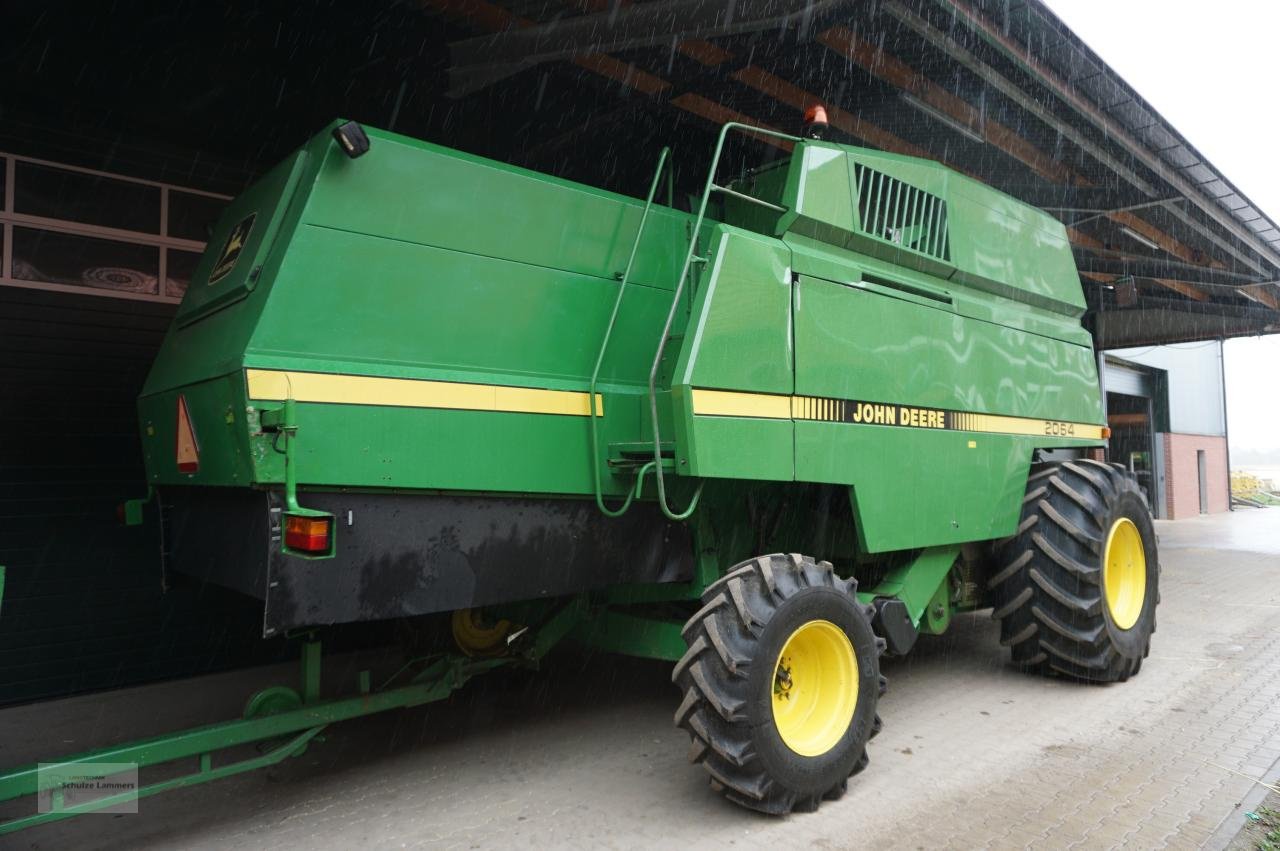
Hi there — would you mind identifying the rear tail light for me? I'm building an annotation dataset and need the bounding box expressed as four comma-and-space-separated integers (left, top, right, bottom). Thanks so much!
284, 514, 333, 554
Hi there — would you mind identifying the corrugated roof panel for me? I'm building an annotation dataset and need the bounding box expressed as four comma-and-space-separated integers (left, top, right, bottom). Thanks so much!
1076, 71, 1127, 108
1200, 179, 1230, 198
1039, 38, 1084, 78
1181, 163, 1215, 184
1161, 145, 1199, 168
1139, 123, 1178, 150
1018, 1, 1280, 273
1107, 99, 1156, 129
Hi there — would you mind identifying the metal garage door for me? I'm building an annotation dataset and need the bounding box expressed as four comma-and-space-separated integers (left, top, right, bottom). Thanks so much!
1105, 359, 1154, 398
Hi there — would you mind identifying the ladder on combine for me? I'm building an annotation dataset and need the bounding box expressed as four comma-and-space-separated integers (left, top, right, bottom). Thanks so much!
588, 122, 802, 521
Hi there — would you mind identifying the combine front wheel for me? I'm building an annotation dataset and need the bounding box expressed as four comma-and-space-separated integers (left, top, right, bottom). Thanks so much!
673, 553, 884, 814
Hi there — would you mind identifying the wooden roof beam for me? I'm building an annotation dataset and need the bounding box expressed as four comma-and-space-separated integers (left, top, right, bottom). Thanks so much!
1109, 210, 1210, 268
668, 94, 792, 150
1079, 271, 1211, 303
560, 0, 730, 65
675, 39, 732, 67
1150, 277, 1212, 302
817, 27, 1077, 186
819, 26, 1220, 289
729, 66, 987, 177
941, 0, 1280, 271
571, 54, 670, 95
424, 0, 669, 95
884, 0, 1270, 278
1240, 283, 1280, 310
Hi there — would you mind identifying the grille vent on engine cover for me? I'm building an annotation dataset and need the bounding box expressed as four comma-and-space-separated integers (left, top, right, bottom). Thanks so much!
853, 163, 950, 262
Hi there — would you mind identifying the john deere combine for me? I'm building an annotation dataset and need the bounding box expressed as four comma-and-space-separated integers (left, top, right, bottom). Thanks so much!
0, 118, 1159, 828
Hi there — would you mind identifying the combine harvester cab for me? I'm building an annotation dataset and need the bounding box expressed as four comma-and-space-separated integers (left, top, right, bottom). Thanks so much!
0, 119, 1160, 830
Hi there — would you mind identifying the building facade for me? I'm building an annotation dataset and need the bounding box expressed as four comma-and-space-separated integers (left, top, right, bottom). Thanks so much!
1104, 342, 1230, 519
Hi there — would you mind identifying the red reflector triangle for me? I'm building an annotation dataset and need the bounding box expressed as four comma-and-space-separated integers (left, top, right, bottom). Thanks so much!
176, 395, 200, 473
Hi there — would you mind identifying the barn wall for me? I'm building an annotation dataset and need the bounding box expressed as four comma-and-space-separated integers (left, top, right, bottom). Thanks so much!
0, 286, 282, 705
1163, 433, 1230, 519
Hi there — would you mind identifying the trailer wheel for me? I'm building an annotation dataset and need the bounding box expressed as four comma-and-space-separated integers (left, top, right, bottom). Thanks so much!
673, 553, 884, 815
992, 459, 1159, 681
451, 608, 513, 657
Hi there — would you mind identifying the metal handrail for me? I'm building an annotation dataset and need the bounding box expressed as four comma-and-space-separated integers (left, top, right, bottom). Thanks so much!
646, 122, 802, 521
588, 148, 672, 517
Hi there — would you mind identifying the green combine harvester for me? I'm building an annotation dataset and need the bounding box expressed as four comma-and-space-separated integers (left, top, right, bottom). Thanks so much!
0, 117, 1159, 828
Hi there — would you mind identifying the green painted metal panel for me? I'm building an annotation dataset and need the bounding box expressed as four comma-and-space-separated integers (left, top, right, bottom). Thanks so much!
251, 225, 672, 389
676, 403, 793, 481
791, 274, 1102, 551
259, 405, 606, 493
673, 226, 793, 394
140, 144, 323, 399
174, 150, 311, 328
670, 224, 794, 481
946, 182, 1085, 312
793, 276, 1101, 423
139, 373, 255, 486
302, 128, 691, 293
766, 141, 1085, 318
797, 422, 1031, 551
776, 143, 859, 245
859, 545, 960, 624
570, 610, 687, 661
787, 235, 1093, 347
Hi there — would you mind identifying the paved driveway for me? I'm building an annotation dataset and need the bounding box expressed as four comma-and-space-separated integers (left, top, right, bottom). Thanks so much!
3, 509, 1279, 849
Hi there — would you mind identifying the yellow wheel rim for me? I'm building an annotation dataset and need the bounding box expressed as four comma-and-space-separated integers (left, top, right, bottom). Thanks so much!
771, 619, 858, 757
1103, 517, 1147, 630
451, 609, 512, 657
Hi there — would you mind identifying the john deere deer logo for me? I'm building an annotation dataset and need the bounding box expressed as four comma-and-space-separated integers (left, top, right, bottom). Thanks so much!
208, 213, 257, 284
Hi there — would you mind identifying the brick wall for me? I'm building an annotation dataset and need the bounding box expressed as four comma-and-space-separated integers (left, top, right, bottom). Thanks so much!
1162, 433, 1230, 519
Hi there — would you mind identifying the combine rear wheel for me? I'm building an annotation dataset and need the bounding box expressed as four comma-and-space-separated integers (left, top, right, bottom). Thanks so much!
993, 459, 1159, 681
673, 553, 884, 814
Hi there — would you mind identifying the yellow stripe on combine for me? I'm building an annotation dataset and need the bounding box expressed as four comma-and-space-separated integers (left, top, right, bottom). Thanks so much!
689, 388, 792, 419
959, 412, 1105, 440
691, 387, 1105, 440
245, 369, 603, 417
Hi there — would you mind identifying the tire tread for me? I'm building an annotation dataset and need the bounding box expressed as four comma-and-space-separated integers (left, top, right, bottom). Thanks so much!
992, 460, 1158, 681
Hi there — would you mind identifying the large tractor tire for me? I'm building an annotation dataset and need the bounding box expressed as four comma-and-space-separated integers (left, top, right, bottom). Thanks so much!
673, 553, 884, 815
992, 459, 1159, 681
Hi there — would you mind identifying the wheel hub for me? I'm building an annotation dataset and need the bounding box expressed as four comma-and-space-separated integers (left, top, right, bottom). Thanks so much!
1103, 517, 1147, 630
771, 619, 858, 757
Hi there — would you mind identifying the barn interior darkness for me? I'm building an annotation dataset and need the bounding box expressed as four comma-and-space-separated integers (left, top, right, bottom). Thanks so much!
2, 0, 1278, 702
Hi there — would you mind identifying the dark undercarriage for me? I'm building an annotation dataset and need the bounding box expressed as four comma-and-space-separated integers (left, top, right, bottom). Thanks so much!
160, 486, 695, 635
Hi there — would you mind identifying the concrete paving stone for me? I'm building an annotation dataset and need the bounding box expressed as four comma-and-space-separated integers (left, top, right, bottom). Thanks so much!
1162, 834, 1210, 851
1124, 789, 1176, 814
1079, 819, 1140, 847
1178, 814, 1220, 839
0, 509, 1278, 849
995, 824, 1052, 848
1122, 822, 1177, 848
